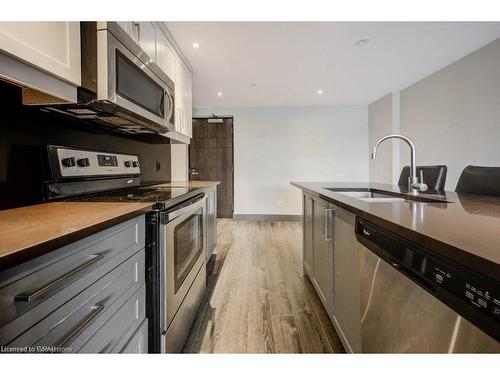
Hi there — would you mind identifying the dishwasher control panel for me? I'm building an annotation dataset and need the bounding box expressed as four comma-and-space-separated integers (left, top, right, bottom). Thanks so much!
355, 217, 500, 341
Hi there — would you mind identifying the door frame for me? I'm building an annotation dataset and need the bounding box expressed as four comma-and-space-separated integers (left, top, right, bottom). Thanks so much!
190, 115, 234, 218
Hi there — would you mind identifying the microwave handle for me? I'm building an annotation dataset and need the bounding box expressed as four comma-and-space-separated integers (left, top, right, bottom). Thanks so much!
166, 90, 174, 126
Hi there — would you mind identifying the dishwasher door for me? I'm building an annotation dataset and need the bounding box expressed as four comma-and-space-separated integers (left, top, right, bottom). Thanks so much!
359, 244, 499, 353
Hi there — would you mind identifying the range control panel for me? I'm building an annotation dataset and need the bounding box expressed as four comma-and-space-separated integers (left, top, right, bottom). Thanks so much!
54, 146, 140, 177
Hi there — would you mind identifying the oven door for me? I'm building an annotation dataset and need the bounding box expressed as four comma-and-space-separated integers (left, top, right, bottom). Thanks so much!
96, 28, 173, 132
163, 195, 207, 329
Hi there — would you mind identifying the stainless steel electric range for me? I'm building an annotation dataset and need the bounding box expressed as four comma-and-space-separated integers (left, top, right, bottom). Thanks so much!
42, 145, 208, 353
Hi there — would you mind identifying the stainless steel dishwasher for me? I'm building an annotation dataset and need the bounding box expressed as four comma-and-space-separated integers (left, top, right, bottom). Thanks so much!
355, 217, 499, 353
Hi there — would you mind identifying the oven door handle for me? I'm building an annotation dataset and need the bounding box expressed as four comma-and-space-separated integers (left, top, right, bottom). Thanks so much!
165, 193, 205, 222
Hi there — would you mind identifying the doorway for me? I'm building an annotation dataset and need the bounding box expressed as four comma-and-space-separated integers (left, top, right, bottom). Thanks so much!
189, 116, 234, 218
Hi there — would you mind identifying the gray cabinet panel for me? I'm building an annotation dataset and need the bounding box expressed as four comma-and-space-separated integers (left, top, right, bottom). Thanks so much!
119, 319, 148, 353
303, 195, 314, 277
0, 215, 145, 337
206, 186, 217, 260
311, 197, 334, 317
78, 285, 146, 353
332, 206, 361, 353
8, 249, 145, 350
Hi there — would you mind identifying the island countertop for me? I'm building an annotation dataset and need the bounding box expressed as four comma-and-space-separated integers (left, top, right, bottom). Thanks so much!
291, 182, 500, 281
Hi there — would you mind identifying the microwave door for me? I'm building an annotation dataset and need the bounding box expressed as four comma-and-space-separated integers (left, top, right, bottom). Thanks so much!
97, 30, 168, 131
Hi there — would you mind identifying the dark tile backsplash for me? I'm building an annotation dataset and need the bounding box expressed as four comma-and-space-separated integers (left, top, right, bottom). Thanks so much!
0, 80, 171, 209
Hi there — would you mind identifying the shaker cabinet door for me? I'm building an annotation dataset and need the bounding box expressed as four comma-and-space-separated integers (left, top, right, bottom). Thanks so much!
156, 29, 176, 82
133, 22, 157, 63
0, 22, 81, 85
312, 198, 334, 316
332, 206, 361, 352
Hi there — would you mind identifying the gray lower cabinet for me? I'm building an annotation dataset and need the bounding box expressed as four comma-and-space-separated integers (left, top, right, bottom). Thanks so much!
331, 206, 361, 353
0, 215, 148, 353
301, 194, 361, 352
305, 194, 334, 318
206, 186, 217, 261
120, 319, 148, 353
302, 195, 314, 276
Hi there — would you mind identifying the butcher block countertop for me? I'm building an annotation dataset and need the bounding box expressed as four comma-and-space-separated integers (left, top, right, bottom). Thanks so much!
0, 181, 219, 271
292, 182, 500, 281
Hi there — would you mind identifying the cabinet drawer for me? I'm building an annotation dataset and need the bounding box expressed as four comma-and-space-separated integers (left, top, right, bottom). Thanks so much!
7, 249, 145, 351
118, 319, 148, 353
0, 216, 145, 343
78, 285, 146, 353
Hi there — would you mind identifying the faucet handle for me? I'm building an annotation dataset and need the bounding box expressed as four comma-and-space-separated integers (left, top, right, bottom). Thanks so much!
418, 170, 428, 192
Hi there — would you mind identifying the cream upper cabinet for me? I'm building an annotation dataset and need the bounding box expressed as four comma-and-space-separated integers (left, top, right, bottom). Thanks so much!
174, 56, 192, 138
115, 22, 134, 39
186, 68, 192, 137
0, 22, 81, 86
155, 29, 176, 83
132, 22, 157, 63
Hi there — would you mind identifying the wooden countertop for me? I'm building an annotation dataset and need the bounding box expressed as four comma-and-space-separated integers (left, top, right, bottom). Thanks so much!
0, 181, 219, 271
291, 182, 500, 281
0, 202, 153, 270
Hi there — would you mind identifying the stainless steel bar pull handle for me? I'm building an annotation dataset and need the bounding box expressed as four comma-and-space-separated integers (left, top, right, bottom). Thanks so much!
133, 22, 140, 44
14, 253, 105, 303
324, 208, 335, 241
321, 209, 325, 238
56, 304, 105, 348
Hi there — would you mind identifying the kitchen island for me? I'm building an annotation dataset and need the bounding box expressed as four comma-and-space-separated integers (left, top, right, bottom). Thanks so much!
291, 181, 500, 353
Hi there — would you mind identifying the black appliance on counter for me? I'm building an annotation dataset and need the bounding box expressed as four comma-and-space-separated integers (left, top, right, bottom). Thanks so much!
41, 145, 208, 353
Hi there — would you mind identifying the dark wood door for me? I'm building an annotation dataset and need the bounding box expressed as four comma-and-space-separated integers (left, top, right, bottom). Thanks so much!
189, 117, 234, 218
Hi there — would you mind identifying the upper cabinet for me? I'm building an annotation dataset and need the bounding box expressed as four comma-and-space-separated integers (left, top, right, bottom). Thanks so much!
156, 30, 176, 84
0, 22, 81, 86
133, 22, 157, 63
175, 56, 193, 138
0, 21, 191, 141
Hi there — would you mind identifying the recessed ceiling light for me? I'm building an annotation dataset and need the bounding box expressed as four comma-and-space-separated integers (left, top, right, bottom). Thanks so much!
217, 91, 223, 97
192, 42, 200, 48
354, 38, 370, 47
317, 89, 324, 95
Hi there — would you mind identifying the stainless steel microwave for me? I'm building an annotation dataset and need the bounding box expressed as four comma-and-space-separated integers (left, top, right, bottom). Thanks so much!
34, 22, 175, 135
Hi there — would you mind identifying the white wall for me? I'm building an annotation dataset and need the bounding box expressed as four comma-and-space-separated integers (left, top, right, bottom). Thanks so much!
368, 93, 393, 184
194, 106, 369, 216
369, 38, 500, 190
399, 38, 500, 190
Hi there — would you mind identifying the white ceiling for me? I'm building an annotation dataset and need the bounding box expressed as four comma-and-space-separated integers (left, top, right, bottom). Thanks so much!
166, 22, 500, 108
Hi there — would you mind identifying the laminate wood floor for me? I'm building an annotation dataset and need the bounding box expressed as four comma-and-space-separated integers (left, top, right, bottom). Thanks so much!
183, 219, 345, 353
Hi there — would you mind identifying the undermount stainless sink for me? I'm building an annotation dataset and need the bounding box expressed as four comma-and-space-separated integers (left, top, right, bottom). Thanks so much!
323, 188, 449, 203
333, 191, 405, 202
332, 191, 396, 199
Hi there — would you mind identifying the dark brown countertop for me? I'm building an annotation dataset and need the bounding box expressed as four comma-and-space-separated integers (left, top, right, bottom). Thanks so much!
0, 201, 153, 271
0, 182, 219, 271
291, 182, 500, 281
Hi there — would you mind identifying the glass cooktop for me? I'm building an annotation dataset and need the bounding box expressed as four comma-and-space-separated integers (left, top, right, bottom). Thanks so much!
69, 184, 200, 203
